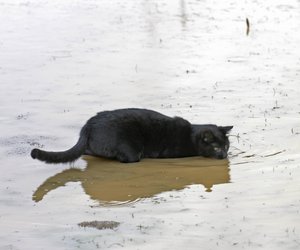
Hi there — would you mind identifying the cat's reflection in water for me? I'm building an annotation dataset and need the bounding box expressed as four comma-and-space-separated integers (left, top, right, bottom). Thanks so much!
33, 156, 230, 205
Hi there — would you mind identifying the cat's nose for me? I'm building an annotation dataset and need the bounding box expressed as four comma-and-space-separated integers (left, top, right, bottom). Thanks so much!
216, 151, 227, 159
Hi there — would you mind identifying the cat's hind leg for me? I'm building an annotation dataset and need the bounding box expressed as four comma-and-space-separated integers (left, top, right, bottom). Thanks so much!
116, 143, 143, 163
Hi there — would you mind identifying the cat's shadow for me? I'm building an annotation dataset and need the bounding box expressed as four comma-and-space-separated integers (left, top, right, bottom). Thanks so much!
33, 156, 231, 205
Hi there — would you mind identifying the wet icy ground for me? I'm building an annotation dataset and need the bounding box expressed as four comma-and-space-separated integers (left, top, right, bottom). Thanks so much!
1, 0, 300, 249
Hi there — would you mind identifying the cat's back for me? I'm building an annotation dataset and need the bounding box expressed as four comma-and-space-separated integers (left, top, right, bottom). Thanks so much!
86, 108, 192, 137
89, 108, 171, 125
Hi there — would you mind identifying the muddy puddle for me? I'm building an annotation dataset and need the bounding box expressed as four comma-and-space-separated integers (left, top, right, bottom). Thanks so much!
1, 0, 300, 249
33, 156, 230, 204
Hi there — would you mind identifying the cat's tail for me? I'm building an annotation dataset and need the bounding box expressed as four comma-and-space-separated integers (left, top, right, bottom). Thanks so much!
30, 125, 89, 164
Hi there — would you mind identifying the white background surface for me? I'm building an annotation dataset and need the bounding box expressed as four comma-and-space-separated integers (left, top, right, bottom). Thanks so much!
0, 0, 300, 249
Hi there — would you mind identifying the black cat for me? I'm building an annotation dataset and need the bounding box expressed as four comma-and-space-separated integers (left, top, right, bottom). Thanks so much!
31, 108, 233, 163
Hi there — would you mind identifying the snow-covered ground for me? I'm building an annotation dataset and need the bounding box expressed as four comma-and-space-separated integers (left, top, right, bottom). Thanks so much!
0, 0, 300, 249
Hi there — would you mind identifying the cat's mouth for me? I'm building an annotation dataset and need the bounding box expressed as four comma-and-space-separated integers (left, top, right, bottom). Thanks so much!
203, 149, 228, 160
213, 149, 228, 159
214, 152, 228, 159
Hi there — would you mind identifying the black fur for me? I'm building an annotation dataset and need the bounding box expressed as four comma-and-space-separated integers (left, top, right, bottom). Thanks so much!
31, 108, 233, 163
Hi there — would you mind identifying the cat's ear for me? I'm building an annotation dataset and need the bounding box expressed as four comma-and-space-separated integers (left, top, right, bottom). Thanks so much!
219, 126, 233, 134
200, 130, 214, 143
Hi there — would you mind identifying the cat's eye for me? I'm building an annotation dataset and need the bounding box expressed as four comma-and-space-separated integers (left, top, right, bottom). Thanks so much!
203, 132, 214, 143
213, 146, 220, 151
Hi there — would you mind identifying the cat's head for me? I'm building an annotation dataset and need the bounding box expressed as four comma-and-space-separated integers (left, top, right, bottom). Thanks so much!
192, 125, 233, 159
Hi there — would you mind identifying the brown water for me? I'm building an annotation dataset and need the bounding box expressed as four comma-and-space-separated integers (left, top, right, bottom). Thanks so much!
1, 0, 300, 249
33, 156, 230, 204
